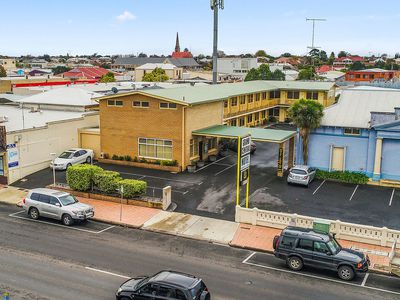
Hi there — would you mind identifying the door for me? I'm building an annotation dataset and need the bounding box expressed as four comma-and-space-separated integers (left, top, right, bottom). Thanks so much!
135, 283, 158, 300
295, 239, 314, 265
198, 141, 204, 161
331, 147, 344, 171
37, 194, 52, 217
312, 241, 335, 270
47, 196, 62, 219
381, 139, 400, 180
0, 155, 7, 185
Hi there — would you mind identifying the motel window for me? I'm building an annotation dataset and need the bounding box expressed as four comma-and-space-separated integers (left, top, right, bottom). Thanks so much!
190, 139, 198, 157
159, 102, 177, 109
261, 110, 266, 118
306, 91, 319, 100
262, 92, 267, 100
270, 108, 280, 117
269, 90, 281, 99
247, 114, 253, 123
254, 113, 259, 121
370, 74, 374, 79
207, 138, 217, 150
248, 94, 254, 103
231, 119, 237, 126
363, 74, 367, 79
239, 118, 245, 126
224, 100, 228, 108
231, 97, 238, 106
107, 100, 123, 107
356, 74, 361, 78
138, 138, 173, 160
287, 91, 300, 99
133, 101, 149, 108
255, 93, 260, 101
240, 95, 246, 104
343, 128, 361, 136
350, 74, 354, 79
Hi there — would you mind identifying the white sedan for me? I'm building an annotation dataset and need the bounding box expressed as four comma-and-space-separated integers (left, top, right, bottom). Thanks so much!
50, 148, 94, 170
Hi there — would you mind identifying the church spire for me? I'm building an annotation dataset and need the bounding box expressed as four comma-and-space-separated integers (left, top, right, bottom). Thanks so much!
175, 32, 181, 53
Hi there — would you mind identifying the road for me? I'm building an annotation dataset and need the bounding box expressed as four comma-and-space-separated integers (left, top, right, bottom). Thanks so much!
0, 203, 399, 300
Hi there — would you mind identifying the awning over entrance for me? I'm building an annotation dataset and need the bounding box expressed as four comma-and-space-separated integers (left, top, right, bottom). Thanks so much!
192, 125, 296, 143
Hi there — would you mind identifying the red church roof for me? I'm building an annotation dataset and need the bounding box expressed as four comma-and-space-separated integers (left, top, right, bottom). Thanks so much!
61, 67, 111, 80
171, 51, 193, 58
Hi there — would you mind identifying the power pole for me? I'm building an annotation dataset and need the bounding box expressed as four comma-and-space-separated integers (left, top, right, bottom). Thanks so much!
306, 18, 326, 66
211, 0, 224, 84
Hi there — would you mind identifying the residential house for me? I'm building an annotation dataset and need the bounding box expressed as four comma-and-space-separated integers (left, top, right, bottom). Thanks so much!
135, 63, 183, 82
0, 58, 16, 71
333, 56, 364, 69
345, 68, 399, 82
112, 57, 199, 72
60, 67, 112, 80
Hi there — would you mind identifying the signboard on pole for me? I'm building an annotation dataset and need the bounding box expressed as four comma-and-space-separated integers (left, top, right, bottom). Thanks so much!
239, 135, 251, 186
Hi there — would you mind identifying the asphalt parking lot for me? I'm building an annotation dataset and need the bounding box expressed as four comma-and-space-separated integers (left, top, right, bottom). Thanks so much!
12, 142, 400, 229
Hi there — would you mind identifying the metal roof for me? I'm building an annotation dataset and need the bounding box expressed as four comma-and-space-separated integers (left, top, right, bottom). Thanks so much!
192, 125, 296, 143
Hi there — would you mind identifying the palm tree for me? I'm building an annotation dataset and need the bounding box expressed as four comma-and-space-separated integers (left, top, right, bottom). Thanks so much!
288, 99, 324, 165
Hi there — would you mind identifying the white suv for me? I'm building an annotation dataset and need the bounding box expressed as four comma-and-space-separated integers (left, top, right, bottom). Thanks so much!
22, 188, 94, 226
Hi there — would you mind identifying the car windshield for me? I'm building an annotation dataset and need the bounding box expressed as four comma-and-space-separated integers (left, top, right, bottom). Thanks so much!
58, 151, 73, 159
190, 281, 205, 298
59, 194, 78, 206
291, 169, 307, 175
136, 277, 150, 290
327, 238, 341, 254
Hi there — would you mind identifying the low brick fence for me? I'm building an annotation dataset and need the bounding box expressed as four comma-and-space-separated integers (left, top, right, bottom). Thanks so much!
98, 158, 181, 173
235, 205, 400, 248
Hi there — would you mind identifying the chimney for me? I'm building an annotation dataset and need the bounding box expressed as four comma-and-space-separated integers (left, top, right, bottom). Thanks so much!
395, 107, 400, 120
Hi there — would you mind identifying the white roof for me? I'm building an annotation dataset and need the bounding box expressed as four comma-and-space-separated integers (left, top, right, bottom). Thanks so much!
136, 63, 176, 70
0, 105, 96, 133
13, 87, 101, 107
321, 88, 400, 128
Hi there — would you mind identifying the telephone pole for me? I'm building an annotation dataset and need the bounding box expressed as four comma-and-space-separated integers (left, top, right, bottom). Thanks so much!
306, 18, 326, 66
211, 0, 224, 84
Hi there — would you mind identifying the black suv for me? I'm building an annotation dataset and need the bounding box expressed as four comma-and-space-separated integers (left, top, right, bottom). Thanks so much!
273, 227, 370, 281
116, 270, 210, 300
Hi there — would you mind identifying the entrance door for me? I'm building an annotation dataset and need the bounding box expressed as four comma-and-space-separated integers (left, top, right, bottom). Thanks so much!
331, 147, 344, 171
0, 155, 6, 185
198, 141, 204, 160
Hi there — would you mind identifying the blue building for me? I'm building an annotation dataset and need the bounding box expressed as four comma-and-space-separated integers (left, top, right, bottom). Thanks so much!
296, 87, 400, 182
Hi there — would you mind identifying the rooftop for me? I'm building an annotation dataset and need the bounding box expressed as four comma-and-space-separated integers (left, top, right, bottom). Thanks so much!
136, 63, 177, 70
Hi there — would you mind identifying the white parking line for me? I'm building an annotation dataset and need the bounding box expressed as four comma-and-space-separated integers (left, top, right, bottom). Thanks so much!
361, 273, 369, 286
214, 164, 236, 176
9, 211, 114, 234
118, 171, 201, 185
242, 251, 257, 263
389, 188, 395, 206
312, 180, 326, 195
349, 185, 359, 201
85, 266, 130, 279
193, 155, 231, 173
147, 186, 188, 195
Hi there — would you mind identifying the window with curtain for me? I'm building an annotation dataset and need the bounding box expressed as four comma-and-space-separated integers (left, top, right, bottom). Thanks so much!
138, 138, 173, 160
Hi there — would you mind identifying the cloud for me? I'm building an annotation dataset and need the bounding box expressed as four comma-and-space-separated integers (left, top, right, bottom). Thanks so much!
116, 10, 136, 22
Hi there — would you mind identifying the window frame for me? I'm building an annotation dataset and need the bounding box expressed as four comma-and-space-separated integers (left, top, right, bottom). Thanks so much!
133, 101, 150, 108
107, 99, 123, 107
138, 137, 173, 161
159, 102, 177, 110
297, 238, 314, 251
230, 97, 238, 106
343, 128, 361, 136
287, 91, 300, 99
306, 91, 319, 100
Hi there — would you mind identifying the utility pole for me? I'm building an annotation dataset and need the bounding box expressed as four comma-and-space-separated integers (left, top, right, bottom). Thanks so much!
211, 0, 224, 84
306, 18, 326, 66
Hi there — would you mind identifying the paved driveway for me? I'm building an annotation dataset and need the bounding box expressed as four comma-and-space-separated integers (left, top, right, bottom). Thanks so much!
11, 142, 400, 229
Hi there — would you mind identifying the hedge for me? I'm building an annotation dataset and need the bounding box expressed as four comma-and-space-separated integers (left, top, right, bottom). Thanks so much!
119, 179, 147, 198
93, 170, 122, 194
316, 170, 369, 184
66, 164, 102, 191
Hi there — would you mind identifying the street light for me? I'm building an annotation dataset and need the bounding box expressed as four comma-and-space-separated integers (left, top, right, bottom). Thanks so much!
211, 0, 224, 84
50, 152, 56, 187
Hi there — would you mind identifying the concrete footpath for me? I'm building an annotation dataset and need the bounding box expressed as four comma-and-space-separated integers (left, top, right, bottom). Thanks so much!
0, 186, 391, 273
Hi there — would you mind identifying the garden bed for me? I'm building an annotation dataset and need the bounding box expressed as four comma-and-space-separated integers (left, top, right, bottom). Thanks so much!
98, 158, 181, 173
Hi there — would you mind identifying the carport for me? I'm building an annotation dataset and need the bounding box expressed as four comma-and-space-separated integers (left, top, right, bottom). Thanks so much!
192, 125, 296, 177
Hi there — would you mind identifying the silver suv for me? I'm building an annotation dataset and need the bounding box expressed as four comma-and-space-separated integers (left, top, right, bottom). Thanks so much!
22, 188, 94, 226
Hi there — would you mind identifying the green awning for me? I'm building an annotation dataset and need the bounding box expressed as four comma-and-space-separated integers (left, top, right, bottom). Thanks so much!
192, 125, 296, 143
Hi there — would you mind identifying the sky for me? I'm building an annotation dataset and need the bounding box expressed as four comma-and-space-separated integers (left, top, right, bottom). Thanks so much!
2, 0, 400, 57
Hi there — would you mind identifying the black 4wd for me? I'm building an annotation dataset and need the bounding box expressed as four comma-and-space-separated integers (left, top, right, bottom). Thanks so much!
273, 227, 370, 281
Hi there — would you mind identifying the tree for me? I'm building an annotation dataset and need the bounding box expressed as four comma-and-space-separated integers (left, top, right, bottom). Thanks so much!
395, 53, 400, 59
255, 50, 267, 57
245, 64, 286, 81
142, 67, 169, 82
350, 61, 366, 71
271, 69, 285, 81
374, 61, 385, 69
0, 65, 6, 77
327, 52, 335, 65
244, 68, 260, 81
288, 99, 324, 164
258, 64, 272, 80
281, 52, 292, 57
138, 52, 147, 58
319, 50, 328, 62
99, 72, 116, 83
52, 66, 71, 75
298, 67, 314, 80
338, 51, 348, 58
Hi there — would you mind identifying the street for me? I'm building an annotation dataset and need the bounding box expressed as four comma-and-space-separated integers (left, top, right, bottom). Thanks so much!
1, 203, 399, 300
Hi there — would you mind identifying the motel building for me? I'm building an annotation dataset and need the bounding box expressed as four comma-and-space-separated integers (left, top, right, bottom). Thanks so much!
96, 80, 336, 175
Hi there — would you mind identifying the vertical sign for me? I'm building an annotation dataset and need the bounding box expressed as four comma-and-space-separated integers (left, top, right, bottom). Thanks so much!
6, 144, 19, 168
277, 145, 284, 177
236, 135, 251, 208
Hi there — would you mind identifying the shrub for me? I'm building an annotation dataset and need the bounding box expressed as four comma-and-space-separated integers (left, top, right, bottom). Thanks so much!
118, 155, 124, 161
124, 155, 132, 161
119, 179, 147, 198
316, 170, 369, 184
139, 157, 147, 163
112, 154, 119, 160
133, 156, 138, 162
93, 170, 122, 194
160, 160, 178, 166
67, 164, 102, 191
154, 160, 161, 165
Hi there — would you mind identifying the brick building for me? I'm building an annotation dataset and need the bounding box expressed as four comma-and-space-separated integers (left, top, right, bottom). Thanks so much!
345, 68, 398, 82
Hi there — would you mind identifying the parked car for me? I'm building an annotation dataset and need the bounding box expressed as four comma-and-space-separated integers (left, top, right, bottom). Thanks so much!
273, 227, 370, 281
116, 270, 210, 300
22, 188, 94, 226
287, 165, 316, 187
219, 139, 256, 154
50, 148, 94, 170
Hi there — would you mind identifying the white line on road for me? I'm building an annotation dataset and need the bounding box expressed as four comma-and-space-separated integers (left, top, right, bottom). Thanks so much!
193, 155, 231, 173
214, 164, 236, 176
85, 266, 130, 279
349, 185, 359, 201
95, 225, 116, 234
147, 186, 188, 195
389, 188, 395, 206
361, 273, 369, 286
242, 251, 257, 263
118, 171, 200, 185
312, 180, 326, 195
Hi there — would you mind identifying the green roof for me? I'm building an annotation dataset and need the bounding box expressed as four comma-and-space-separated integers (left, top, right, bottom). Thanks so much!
143, 80, 335, 106
192, 125, 296, 143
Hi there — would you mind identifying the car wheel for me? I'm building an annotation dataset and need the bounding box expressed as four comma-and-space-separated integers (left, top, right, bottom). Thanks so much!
29, 207, 39, 220
62, 214, 73, 226
86, 156, 91, 164
66, 163, 72, 170
287, 256, 303, 271
338, 265, 355, 281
